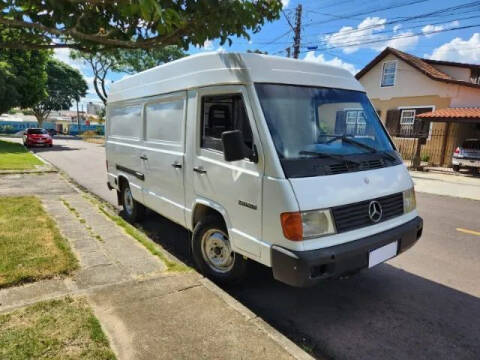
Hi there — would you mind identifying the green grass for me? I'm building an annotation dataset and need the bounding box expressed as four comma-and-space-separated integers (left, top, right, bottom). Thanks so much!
0, 297, 116, 360
0, 196, 78, 288
0, 140, 43, 170
97, 206, 190, 273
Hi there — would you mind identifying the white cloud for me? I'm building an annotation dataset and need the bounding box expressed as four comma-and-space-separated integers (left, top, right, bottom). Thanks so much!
385, 31, 419, 51
202, 39, 214, 51
325, 17, 386, 54
426, 33, 480, 63
281, 0, 290, 8
422, 21, 459, 38
53, 48, 85, 71
303, 51, 358, 74
324, 17, 419, 53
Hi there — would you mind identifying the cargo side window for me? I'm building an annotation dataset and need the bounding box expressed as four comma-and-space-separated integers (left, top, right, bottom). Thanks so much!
145, 99, 184, 144
109, 104, 143, 139
201, 94, 253, 152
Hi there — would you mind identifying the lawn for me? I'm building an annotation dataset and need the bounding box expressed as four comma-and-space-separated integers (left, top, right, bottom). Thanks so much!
0, 196, 77, 288
0, 297, 116, 360
0, 140, 43, 170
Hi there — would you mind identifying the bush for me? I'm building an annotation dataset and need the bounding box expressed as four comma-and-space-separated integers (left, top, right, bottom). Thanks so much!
22, 109, 35, 115
7, 108, 18, 114
80, 130, 98, 138
421, 154, 430, 163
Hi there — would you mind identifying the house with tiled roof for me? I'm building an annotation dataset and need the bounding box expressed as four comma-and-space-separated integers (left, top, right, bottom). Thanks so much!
356, 47, 480, 167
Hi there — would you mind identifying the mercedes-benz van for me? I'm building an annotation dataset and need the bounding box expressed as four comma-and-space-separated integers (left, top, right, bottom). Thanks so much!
105, 52, 422, 287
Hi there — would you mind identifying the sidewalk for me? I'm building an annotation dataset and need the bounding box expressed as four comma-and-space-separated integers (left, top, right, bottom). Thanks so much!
410, 170, 480, 201
0, 173, 311, 360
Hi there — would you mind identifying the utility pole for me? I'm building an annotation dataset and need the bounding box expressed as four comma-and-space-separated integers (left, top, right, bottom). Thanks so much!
293, 4, 302, 59
76, 100, 80, 127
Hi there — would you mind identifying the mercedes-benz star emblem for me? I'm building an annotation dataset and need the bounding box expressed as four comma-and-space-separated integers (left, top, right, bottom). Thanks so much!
368, 200, 383, 223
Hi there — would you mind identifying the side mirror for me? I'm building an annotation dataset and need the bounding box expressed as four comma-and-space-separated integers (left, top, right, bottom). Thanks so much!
221, 130, 246, 162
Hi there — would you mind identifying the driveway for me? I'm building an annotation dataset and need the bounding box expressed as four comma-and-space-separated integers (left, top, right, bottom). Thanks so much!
21, 137, 480, 360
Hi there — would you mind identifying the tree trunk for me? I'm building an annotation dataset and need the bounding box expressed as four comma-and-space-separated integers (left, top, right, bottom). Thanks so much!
32, 109, 44, 128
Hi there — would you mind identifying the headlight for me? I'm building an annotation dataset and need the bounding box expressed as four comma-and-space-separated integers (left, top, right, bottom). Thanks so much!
281, 209, 336, 241
403, 187, 416, 213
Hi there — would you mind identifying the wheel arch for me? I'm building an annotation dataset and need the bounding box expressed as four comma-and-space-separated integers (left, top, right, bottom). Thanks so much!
191, 200, 231, 233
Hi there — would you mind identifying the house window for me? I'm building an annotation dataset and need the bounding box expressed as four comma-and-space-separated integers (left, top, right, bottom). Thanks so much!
345, 110, 367, 135
400, 109, 415, 135
381, 61, 397, 87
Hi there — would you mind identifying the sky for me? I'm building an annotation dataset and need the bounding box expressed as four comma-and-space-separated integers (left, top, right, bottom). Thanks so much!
55, 0, 480, 108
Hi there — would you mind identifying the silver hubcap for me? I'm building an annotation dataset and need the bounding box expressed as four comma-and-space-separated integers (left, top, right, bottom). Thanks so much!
201, 229, 234, 273
123, 187, 134, 215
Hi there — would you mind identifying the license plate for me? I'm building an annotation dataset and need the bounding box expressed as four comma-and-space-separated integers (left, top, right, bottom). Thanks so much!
368, 241, 398, 268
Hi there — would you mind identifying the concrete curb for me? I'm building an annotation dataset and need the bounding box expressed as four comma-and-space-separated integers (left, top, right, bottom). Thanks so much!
200, 278, 316, 360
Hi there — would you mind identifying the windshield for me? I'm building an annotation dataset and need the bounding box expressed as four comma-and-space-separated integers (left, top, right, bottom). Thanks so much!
255, 84, 394, 160
28, 129, 47, 134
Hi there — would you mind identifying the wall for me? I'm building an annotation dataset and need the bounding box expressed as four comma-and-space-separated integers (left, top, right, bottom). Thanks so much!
0, 120, 104, 135
434, 65, 471, 82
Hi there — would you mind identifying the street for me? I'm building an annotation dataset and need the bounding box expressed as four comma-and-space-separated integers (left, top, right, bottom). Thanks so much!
24, 138, 480, 359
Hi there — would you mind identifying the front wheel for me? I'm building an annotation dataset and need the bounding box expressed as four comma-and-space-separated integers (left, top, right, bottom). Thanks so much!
121, 183, 145, 222
192, 216, 247, 284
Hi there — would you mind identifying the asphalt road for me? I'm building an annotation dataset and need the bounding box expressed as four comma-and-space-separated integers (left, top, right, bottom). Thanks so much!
23, 138, 480, 360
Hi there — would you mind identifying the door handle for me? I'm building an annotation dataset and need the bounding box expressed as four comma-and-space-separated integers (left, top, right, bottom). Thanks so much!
193, 166, 207, 174
171, 162, 182, 169
140, 154, 148, 160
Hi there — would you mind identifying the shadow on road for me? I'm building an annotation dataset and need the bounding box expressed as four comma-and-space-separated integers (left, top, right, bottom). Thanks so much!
129, 209, 480, 360
31, 144, 81, 152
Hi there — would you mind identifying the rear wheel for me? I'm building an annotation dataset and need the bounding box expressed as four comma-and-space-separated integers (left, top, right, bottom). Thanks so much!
192, 216, 247, 284
452, 164, 460, 172
121, 182, 145, 222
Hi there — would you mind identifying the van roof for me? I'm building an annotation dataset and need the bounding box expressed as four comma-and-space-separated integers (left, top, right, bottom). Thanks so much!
108, 52, 364, 103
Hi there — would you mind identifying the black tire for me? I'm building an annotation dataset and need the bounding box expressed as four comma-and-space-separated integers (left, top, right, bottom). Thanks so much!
120, 182, 145, 222
452, 164, 460, 172
192, 215, 247, 284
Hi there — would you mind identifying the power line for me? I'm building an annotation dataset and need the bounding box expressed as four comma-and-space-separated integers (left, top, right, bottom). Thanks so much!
301, 23, 480, 54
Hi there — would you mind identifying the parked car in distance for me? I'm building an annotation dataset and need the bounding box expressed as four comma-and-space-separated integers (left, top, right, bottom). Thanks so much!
23, 128, 53, 147
47, 128, 57, 137
452, 138, 480, 173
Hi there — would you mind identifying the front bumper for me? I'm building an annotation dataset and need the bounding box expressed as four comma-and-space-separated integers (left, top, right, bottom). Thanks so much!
271, 216, 423, 287
452, 157, 480, 168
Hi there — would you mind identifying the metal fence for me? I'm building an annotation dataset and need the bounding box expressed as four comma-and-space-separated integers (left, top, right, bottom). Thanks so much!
391, 126, 458, 167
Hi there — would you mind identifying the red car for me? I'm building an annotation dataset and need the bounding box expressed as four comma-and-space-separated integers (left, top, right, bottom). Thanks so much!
23, 128, 53, 147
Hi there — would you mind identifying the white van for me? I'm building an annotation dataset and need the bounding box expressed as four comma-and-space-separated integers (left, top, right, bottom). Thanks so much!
106, 52, 422, 287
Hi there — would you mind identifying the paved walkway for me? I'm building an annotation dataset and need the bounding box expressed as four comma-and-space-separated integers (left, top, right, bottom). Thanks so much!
0, 173, 308, 360
410, 170, 480, 201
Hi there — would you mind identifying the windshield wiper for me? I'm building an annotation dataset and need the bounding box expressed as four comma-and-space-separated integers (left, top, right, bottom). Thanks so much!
299, 151, 361, 166
325, 135, 397, 162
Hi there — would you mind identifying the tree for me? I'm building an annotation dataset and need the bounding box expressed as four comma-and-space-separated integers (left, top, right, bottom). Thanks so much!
0, 46, 48, 114
0, 61, 19, 114
71, 46, 186, 104
0, 1, 282, 51
32, 59, 88, 126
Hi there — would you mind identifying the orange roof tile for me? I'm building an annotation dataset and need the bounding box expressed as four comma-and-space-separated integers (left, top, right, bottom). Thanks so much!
416, 108, 480, 119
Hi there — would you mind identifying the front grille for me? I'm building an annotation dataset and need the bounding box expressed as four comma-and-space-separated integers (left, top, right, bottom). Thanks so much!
328, 159, 384, 175
332, 192, 404, 233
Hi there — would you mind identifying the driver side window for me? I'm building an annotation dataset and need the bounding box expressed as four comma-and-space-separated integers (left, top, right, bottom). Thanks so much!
200, 94, 253, 152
